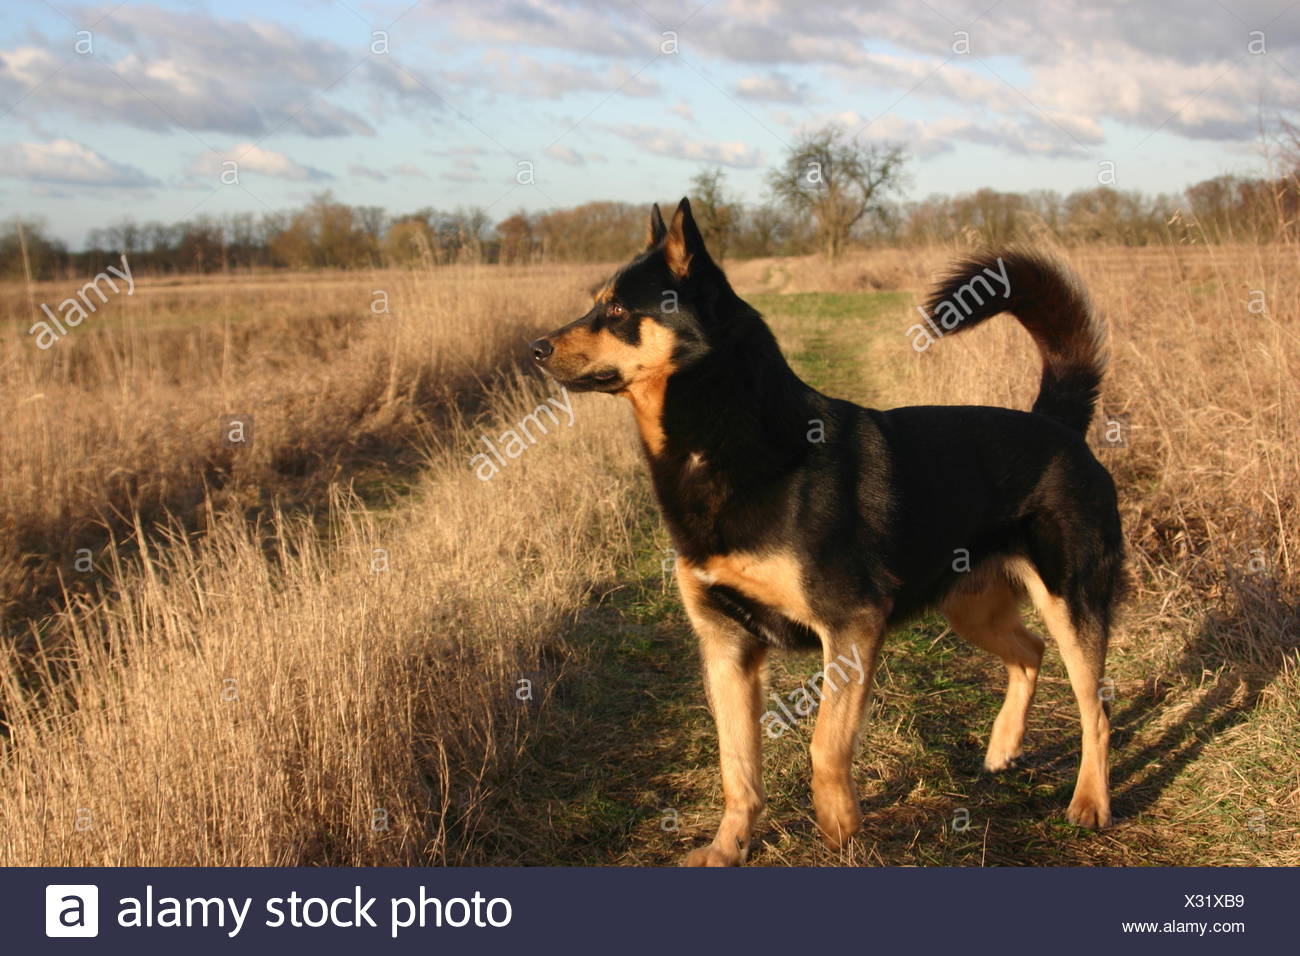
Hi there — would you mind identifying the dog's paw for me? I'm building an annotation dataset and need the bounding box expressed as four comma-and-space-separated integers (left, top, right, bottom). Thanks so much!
814, 794, 863, 850
982, 748, 1022, 773
681, 841, 746, 867
1066, 795, 1112, 829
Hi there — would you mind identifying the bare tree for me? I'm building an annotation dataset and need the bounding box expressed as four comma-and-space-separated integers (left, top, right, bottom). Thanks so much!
1272, 115, 1300, 171
689, 167, 737, 260
355, 206, 388, 244
768, 125, 907, 259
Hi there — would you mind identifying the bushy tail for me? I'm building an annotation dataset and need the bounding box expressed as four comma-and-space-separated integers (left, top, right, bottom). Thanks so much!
924, 250, 1105, 433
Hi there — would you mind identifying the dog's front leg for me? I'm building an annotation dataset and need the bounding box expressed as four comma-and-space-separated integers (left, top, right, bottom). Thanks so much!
686, 627, 766, 866
810, 610, 887, 849
678, 570, 766, 867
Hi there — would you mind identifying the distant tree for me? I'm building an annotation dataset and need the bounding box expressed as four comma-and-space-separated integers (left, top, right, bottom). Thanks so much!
176, 215, 224, 272
267, 214, 314, 269
0, 217, 68, 280
437, 207, 490, 262
28, 157, 1300, 276
533, 201, 644, 262
382, 219, 433, 267
140, 220, 179, 270
689, 167, 737, 260
1184, 176, 1239, 239
225, 212, 259, 270
307, 193, 374, 267
731, 202, 802, 257
102, 217, 142, 254
496, 211, 535, 264
1025, 189, 1065, 238
1061, 187, 1161, 245
768, 125, 907, 259
959, 188, 1031, 244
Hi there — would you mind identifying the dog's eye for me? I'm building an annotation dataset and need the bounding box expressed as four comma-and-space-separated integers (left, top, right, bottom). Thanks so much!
608, 302, 626, 317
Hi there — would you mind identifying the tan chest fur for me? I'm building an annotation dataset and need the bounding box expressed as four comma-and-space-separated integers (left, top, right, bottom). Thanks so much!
679, 550, 817, 628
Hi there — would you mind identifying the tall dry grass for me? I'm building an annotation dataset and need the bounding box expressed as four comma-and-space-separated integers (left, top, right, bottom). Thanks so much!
0, 378, 645, 865
0, 264, 604, 628
0, 259, 650, 864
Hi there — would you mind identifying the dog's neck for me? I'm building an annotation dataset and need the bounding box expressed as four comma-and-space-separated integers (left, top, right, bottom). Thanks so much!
624, 373, 671, 457
632, 317, 817, 554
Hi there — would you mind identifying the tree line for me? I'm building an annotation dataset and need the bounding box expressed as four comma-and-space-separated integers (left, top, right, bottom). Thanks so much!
5, 123, 1299, 280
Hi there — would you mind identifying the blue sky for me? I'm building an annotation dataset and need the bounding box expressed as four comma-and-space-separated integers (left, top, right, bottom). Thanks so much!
2, 0, 1296, 247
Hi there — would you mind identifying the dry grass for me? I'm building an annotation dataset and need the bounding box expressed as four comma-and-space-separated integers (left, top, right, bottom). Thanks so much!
0, 242, 1295, 866
1, 261, 647, 865
1, 382, 644, 865
0, 265, 604, 626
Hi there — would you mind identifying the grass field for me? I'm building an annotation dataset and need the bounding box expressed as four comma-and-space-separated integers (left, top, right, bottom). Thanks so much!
1, 243, 1296, 866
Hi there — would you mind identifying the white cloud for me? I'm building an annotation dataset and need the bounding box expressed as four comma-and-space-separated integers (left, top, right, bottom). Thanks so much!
1029, 49, 1282, 142
429, 145, 488, 157
363, 57, 450, 111
545, 144, 585, 166
424, 0, 1300, 148
441, 155, 484, 183
0, 6, 374, 137
818, 111, 1094, 160
0, 139, 158, 187
424, 0, 647, 58
390, 163, 431, 179
349, 164, 389, 182
473, 52, 660, 98
188, 144, 331, 182
735, 73, 809, 104
607, 124, 763, 168
349, 161, 431, 181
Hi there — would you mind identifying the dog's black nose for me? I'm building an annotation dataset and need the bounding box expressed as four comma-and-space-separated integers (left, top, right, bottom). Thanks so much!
531, 338, 554, 363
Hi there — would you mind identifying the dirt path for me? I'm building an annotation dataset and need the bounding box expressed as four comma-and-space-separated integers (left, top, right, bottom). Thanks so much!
483, 291, 1289, 866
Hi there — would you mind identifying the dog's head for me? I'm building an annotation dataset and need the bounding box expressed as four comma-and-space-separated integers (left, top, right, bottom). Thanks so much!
531, 197, 727, 393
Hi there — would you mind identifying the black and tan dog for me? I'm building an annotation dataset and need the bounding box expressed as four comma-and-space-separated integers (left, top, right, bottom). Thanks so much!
532, 199, 1124, 866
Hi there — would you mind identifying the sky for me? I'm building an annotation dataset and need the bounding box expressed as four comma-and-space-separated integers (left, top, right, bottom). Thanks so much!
1, 0, 1297, 247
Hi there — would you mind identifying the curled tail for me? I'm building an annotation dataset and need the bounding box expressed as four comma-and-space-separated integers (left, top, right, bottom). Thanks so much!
925, 250, 1105, 433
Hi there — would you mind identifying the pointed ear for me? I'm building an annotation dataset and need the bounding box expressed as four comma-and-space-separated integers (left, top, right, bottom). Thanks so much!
664, 197, 707, 278
645, 203, 668, 249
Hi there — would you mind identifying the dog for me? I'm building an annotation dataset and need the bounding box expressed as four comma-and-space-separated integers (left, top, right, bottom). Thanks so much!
532, 198, 1124, 867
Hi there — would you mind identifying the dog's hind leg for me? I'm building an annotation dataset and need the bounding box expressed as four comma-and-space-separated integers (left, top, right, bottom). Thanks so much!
1013, 562, 1113, 828
941, 581, 1045, 772
678, 572, 768, 867
809, 608, 887, 849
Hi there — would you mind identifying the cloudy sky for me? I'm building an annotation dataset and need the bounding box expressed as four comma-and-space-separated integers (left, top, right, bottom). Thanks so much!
2, 0, 1297, 246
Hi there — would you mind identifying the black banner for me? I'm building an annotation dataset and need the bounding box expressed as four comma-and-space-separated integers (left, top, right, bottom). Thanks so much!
8, 866, 1289, 953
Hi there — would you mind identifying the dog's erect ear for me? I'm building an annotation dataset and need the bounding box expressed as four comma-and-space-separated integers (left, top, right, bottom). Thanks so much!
664, 197, 707, 278
645, 203, 668, 249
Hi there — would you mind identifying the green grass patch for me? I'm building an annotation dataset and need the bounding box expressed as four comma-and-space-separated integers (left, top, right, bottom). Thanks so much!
753, 290, 909, 404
